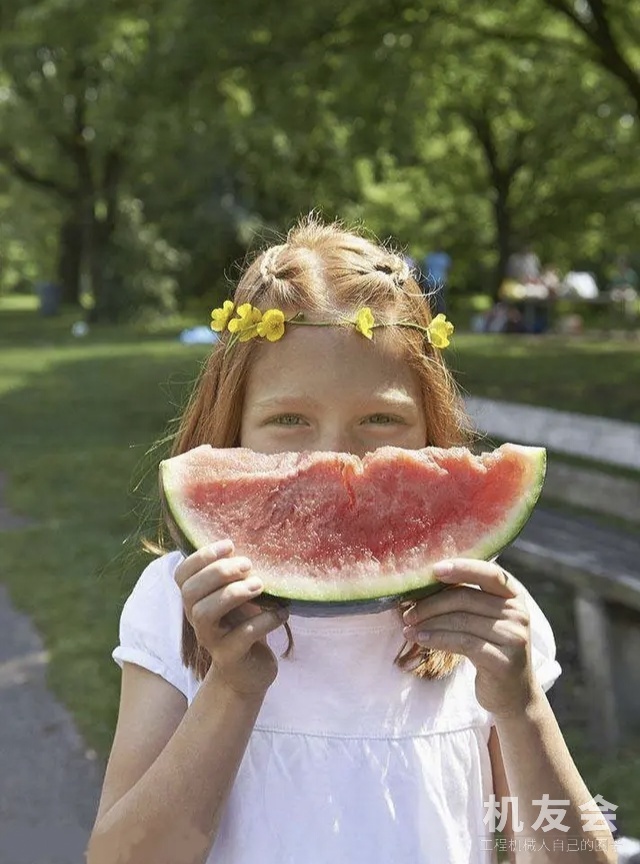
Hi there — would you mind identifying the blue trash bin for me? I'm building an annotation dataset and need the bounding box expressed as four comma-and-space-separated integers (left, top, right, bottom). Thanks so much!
37, 281, 62, 317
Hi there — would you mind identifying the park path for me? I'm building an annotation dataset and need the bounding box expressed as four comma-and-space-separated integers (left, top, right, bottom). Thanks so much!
0, 468, 102, 864
0, 582, 103, 864
0, 401, 638, 864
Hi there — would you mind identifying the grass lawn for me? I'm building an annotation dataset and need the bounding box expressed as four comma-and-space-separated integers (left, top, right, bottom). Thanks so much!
450, 333, 640, 424
1, 300, 639, 838
0, 302, 206, 755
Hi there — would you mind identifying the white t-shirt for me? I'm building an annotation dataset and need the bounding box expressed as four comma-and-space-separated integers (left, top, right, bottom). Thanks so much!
112, 551, 562, 864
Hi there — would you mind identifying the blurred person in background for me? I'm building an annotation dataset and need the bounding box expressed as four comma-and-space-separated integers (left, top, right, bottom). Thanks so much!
506, 245, 541, 285
609, 256, 638, 319
423, 248, 452, 315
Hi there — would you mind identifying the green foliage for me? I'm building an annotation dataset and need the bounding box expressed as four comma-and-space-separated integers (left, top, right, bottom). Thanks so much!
0, 0, 638, 313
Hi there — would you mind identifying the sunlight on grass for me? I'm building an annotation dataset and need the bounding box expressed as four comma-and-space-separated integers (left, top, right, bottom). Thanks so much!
0, 293, 39, 312
0, 355, 52, 396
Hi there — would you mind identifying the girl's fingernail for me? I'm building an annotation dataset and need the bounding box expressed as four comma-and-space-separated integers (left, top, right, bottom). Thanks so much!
417, 631, 431, 643
214, 539, 233, 555
433, 561, 454, 579
237, 557, 252, 571
246, 576, 263, 592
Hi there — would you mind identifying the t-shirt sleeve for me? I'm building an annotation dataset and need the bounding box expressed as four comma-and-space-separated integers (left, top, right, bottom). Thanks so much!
518, 579, 562, 693
112, 551, 189, 698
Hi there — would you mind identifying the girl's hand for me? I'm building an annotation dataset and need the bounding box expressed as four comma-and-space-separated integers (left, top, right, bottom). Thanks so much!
402, 560, 538, 719
174, 540, 288, 698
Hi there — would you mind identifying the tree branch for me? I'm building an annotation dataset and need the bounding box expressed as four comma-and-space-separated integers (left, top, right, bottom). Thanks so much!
543, 0, 640, 111
543, 0, 594, 38
462, 111, 504, 181
0, 147, 75, 198
431, 9, 591, 59
508, 130, 528, 178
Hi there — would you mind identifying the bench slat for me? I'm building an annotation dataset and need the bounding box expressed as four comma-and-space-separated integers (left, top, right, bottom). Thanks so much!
466, 397, 640, 470
543, 462, 640, 524
500, 509, 640, 611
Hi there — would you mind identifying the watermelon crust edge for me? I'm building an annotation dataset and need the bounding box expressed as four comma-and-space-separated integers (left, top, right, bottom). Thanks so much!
159, 443, 546, 614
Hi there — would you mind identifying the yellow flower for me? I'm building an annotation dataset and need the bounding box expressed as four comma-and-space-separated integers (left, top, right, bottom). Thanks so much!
228, 303, 263, 342
427, 313, 454, 349
354, 307, 375, 339
210, 300, 235, 332
256, 308, 286, 342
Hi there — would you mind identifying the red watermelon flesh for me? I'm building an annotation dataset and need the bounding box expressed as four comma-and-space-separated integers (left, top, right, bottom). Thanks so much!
160, 443, 546, 605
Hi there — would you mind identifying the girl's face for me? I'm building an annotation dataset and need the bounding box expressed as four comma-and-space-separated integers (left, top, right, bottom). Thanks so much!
240, 325, 427, 456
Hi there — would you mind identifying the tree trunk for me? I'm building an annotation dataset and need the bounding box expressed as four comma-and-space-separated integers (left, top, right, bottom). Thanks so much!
56, 212, 84, 306
494, 182, 512, 299
87, 147, 125, 322
462, 112, 523, 300
87, 216, 120, 323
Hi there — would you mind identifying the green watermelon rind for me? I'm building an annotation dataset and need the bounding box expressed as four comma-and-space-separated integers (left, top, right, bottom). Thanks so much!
159, 446, 546, 610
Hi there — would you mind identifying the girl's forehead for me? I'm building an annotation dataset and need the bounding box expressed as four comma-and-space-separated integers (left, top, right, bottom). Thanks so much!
244, 325, 421, 403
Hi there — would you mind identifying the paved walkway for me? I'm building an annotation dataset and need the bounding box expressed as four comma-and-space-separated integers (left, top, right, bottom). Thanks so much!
0, 590, 103, 864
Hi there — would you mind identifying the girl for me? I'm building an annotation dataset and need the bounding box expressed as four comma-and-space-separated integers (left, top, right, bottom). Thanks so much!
88, 218, 615, 864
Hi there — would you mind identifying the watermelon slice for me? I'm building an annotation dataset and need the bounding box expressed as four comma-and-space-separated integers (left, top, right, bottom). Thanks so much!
160, 443, 546, 615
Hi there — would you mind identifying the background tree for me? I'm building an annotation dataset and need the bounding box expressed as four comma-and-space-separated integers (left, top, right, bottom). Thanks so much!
0, 0, 637, 315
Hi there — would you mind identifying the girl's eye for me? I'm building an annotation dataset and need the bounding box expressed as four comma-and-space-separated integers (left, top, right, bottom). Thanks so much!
364, 414, 401, 425
271, 414, 306, 426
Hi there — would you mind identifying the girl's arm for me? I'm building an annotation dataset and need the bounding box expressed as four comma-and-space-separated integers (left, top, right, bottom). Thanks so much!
489, 713, 615, 864
88, 542, 286, 864
402, 559, 616, 864
87, 662, 265, 864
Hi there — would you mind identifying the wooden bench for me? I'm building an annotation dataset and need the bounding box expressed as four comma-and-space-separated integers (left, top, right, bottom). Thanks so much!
501, 509, 640, 755
467, 399, 640, 755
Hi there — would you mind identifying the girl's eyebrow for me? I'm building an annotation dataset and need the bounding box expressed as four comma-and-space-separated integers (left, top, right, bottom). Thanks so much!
368, 393, 419, 409
251, 395, 320, 411
252, 392, 419, 412
355, 388, 421, 410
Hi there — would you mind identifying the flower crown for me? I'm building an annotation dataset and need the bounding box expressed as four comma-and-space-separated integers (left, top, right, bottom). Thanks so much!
210, 302, 454, 351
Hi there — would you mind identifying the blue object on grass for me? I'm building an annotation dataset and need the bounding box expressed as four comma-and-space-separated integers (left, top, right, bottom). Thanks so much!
179, 327, 219, 345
